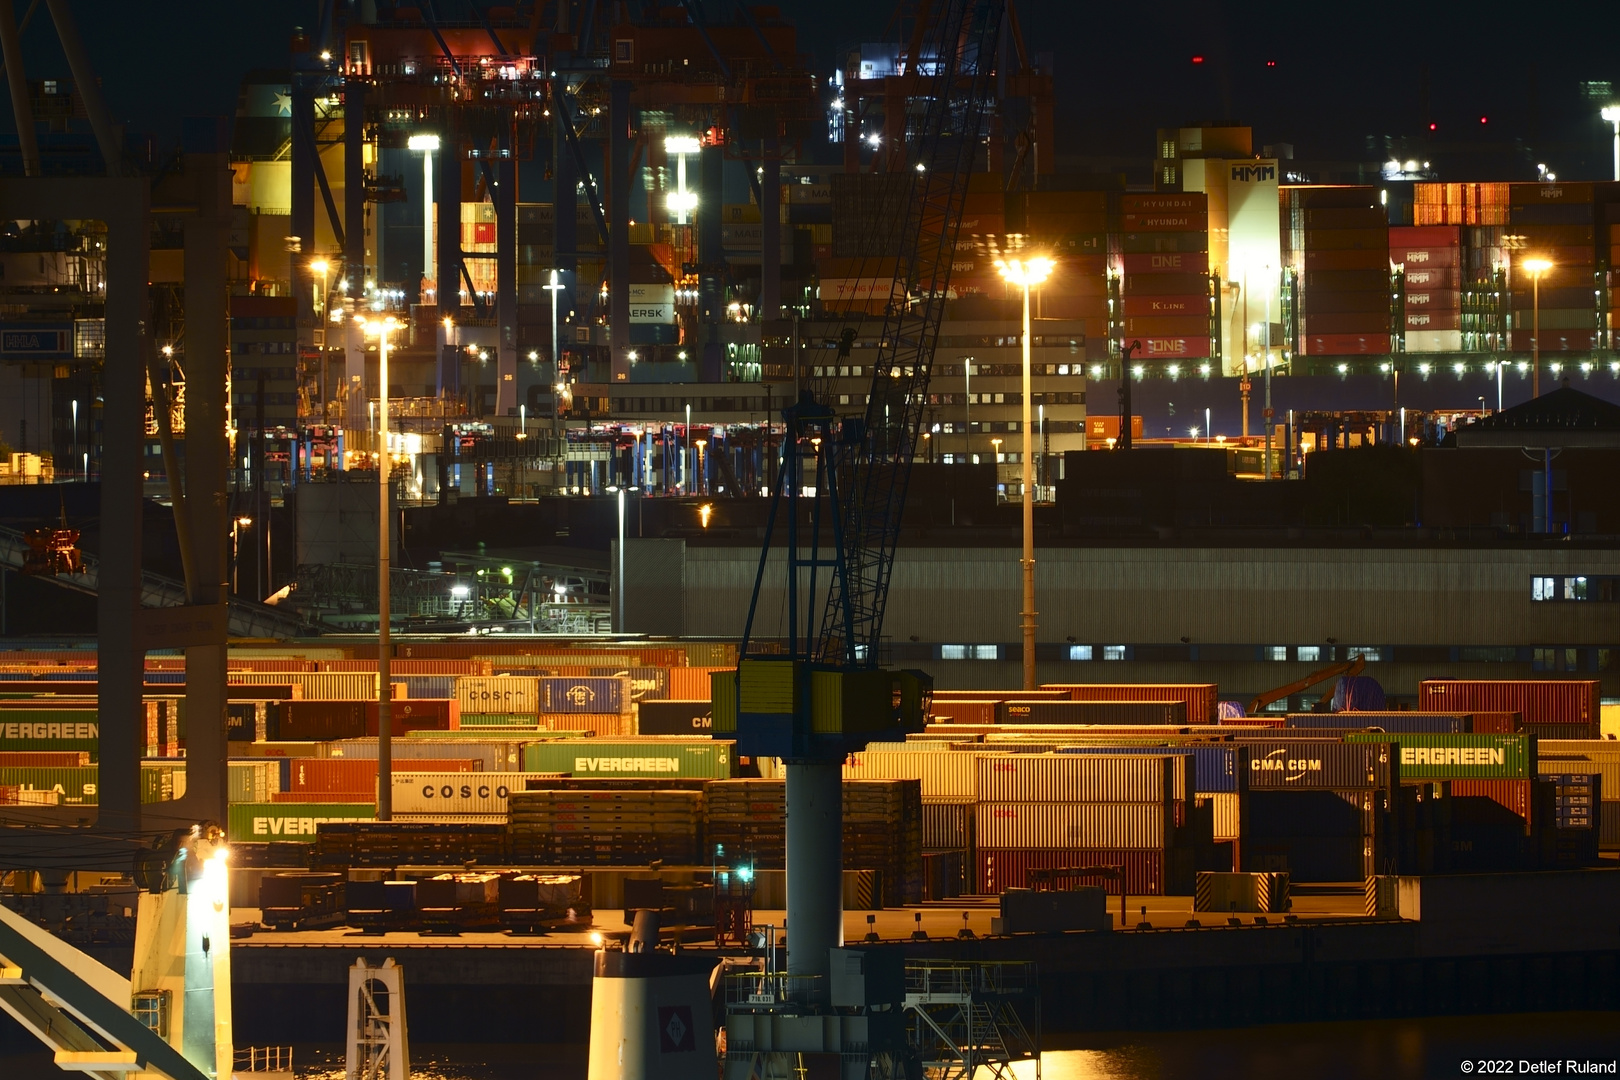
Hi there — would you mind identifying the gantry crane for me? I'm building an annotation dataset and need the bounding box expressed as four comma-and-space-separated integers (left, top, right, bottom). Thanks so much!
711, 0, 1005, 1073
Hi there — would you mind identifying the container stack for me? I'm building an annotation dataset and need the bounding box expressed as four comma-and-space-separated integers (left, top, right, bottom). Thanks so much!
1229, 737, 1392, 881
1023, 189, 1110, 345
507, 788, 703, 865
1040, 683, 1220, 725
1419, 679, 1599, 739
1506, 183, 1599, 353
973, 753, 1196, 896
1392, 226, 1463, 353
1285, 186, 1390, 358
1116, 193, 1210, 366
1412, 182, 1510, 227
1540, 740, 1620, 851
314, 821, 508, 867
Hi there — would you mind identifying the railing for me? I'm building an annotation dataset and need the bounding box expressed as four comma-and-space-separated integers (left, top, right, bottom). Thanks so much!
724, 971, 824, 1011
233, 1046, 293, 1073
904, 959, 1038, 1000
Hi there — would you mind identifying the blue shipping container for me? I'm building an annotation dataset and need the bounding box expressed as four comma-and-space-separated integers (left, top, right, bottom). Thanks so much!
404, 676, 456, 700
589, 667, 669, 702
1287, 712, 1467, 733
539, 676, 626, 714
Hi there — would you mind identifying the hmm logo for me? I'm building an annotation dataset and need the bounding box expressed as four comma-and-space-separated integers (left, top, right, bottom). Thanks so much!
564, 683, 597, 708
1230, 163, 1276, 182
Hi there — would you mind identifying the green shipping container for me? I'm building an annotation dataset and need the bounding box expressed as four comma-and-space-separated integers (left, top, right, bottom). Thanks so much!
521, 739, 734, 778
460, 713, 540, 728
0, 711, 101, 760
228, 802, 375, 842
1344, 732, 1534, 781
0, 764, 187, 805
228, 760, 280, 803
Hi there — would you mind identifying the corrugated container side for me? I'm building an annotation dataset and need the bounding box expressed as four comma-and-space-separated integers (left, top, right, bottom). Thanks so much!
539, 676, 629, 714
389, 772, 530, 814
1203, 793, 1241, 840
1470, 711, 1521, 734
1233, 739, 1392, 789
403, 676, 457, 699
921, 800, 974, 849
974, 802, 1169, 848
975, 754, 1175, 803
1054, 745, 1232, 795
288, 757, 479, 792
844, 749, 982, 800
520, 739, 734, 779
227, 802, 376, 842
668, 667, 727, 701
976, 848, 1169, 895
1343, 732, 1531, 780
1537, 742, 1620, 793
455, 676, 542, 715
997, 700, 1187, 725
1286, 712, 1468, 733
327, 738, 524, 771
1041, 684, 1218, 724
1419, 680, 1598, 733
930, 700, 997, 725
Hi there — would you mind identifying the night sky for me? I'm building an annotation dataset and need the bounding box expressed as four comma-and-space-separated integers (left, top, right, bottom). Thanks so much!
13, 0, 1620, 181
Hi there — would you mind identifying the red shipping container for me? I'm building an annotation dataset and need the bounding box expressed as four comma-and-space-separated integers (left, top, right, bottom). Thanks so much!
1404, 267, 1456, 289
1124, 315, 1210, 336
1122, 252, 1208, 275
1054, 254, 1109, 276
1508, 182, 1594, 205
1121, 193, 1208, 213
669, 667, 726, 701
1302, 269, 1390, 292
1121, 294, 1208, 317
1024, 211, 1109, 235
1139, 336, 1212, 359
1389, 226, 1461, 248
1508, 331, 1601, 352
1300, 333, 1391, 355
289, 757, 479, 793
1404, 310, 1461, 331
1301, 314, 1391, 335
961, 192, 1006, 216
929, 700, 996, 724
1468, 712, 1521, 734
271, 790, 374, 803
1043, 683, 1218, 724
1393, 246, 1459, 268
228, 659, 318, 673
1300, 229, 1389, 250
1084, 415, 1146, 443
0, 751, 91, 766
934, 689, 1072, 701
976, 848, 1169, 896
1300, 291, 1389, 314
1510, 224, 1595, 246
1507, 286, 1596, 309
1122, 212, 1208, 232
1038, 295, 1108, 320
1124, 273, 1209, 295
1419, 680, 1598, 733
1404, 289, 1461, 309
1301, 249, 1388, 272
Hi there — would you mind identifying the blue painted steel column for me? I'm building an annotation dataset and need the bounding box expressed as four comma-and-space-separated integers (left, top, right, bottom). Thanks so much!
784, 759, 842, 990
609, 79, 632, 384
698, 144, 724, 381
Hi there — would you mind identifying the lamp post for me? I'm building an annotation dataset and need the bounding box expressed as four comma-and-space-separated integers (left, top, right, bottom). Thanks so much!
995, 254, 1053, 692
610, 485, 627, 631
684, 402, 692, 493
1603, 106, 1620, 182
408, 134, 440, 299
665, 135, 700, 224
544, 268, 564, 444
1523, 257, 1552, 398
357, 314, 401, 820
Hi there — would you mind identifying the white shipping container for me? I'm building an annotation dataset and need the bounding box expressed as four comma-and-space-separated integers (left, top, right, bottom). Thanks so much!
1202, 792, 1241, 841
844, 749, 989, 800
1537, 741, 1620, 794
456, 675, 541, 715
975, 754, 1175, 803
974, 801, 1169, 849
229, 672, 404, 700
389, 772, 530, 814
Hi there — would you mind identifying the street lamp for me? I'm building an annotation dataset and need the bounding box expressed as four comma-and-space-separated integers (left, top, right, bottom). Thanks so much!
1523, 257, 1553, 398
356, 314, 401, 820
1603, 106, 1620, 182
310, 258, 329, 323
995, 253, 1053, 692
543, 269, 565, 442
408, 134, 440, 299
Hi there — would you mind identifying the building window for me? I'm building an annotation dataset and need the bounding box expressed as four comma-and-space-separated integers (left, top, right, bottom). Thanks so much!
1459, 647, 1517, 663
1344, 646, 1384, 662
939, 644, 997, 660
1069, 645, 1093, 661
1532, 575, 1618, 601
1265, 646, 1288, 661
1297, 646, 1321, 663
1102, 645, 1127, 661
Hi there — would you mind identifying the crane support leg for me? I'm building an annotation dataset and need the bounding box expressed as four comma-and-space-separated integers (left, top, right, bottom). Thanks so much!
784, 760, 842, 990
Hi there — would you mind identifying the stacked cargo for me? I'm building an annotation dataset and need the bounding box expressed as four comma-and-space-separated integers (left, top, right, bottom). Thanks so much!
1419, 679, 1599, 738
997, 699, 1187, 725
314, 822, 507, 867
1540, 740, 1620, 850
271, 699, 456, 740
1392, 226, 1463, 352
520, 738, 733, 779
1021, 190, 1110, 344
1116, 193, 1210, 364
507, 788, 702, 865
455, 674, 540, 727
1535, 769, 1601, 868
1228, 737, 1392, 881
1507, 183, 1599, 353
1412, 182, 1510, 227
1286, 187, 1390, 356
973, 753, 1196, 895
1040, 683, 1219, 724
945, 173, 1008, 305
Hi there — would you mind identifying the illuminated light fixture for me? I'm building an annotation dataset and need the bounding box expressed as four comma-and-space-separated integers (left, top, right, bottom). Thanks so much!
1337, 363, 1348, 374
867, 132, 881, 146
1167, 363, 1180, 378
1603, 106, 1620, 181
1517, 361, 1529, 372
320, 50, 332, 63
1380, 362, 1391, 373
1550, 362, 1563, 373
1419, 363, 1432, 375
915, 162, 926, 172
993, 256, 1054, 288
665, 135, 700, 224
1453, 362, 1466, 375
1199, 363, 1211, 376
627, 350, 638, 361
1131, 365, 1145, 379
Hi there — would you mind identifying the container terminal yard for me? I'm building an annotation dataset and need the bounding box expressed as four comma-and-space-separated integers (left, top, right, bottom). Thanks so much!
3, 0, 1620, 1077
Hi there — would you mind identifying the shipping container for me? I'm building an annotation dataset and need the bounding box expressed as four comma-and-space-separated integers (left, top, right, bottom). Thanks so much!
975, 847, 1175, 896
520, 739, 734, 778
1302, 269, 1390, 292
1119, 232, 1208, 255
975, 754, 1178, 803
1244, 789, 1380, 881
1388, 226, 1461, 247
1300, 249, 1387, 272
1300, 314, 1393, 335
1298, 207, 1388, 229
1403, 266, 1456, 289
1042, 684, 1219, 724
636, 700, 713, 735
1123, 315, 1210, 337
1300, 291, 1391, 314
1140, 337, 1212, 358
1119, 294, 1208, 317
975, 801, 1169, 849
844, 749, 985, 800
403, 676, 457, 699
328, 738, 526, 771
229, 759, 282, 804
455, 675, 541, 715
586, 667, 669, 702
1202, 792, 1241, 840
930, 700, 998, 725
1287, 712, 1469, 733
0, 751, 90, 766
389, 772, 530, 814
540, 676, 629, 714
1393, 246, 1459, 268
1121, 252, 1209, 276
1404, 329, 1464, 353
1508, 182, 1594, 205
1343, 732, 1532, 781
1404, 288, 1461, 309
1299, 333, 1391, 355
1122, 273, 1210, 296
228, 802, 375, 842
1404, 311, 1461, 331
997, 700, 1188, 725
1056, 745, 1240, 794
1122, 213, 1208, 233
0, 712, 102, 760
1230, 738, 1392, 789
1120, 193, 1207, 213
287, 757, 478, 794
1419, 680, 1598, 734
1299, 228, 1389, 251
921, 800, 974, 849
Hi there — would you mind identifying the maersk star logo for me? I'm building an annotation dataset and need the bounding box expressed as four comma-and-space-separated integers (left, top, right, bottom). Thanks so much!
272, 91, 291, 116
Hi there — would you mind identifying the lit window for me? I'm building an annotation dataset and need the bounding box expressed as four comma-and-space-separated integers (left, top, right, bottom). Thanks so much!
1265, 646, 1288, 661
1565, 576, 1589, 601
940, 645, 966, 660
1297, 646, 1321, 663
1344, 646, 1384, 662
1532, 576, 1556, 601
972, 645, 999, 660
1069, 645, 1093, 661
1102, 645, 1127, 661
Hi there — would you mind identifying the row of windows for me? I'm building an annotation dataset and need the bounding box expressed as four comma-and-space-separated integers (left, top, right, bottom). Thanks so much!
929, 644, 1618, 671
233, 366, 297, 382
815, 335, 1079, 351
1531, 575, 1619, 601
234, 341, 295, 355
232, 392, 298, 406
928, 392, 1085, 406
231, 317, 295, 330
811, 363, 1088, 380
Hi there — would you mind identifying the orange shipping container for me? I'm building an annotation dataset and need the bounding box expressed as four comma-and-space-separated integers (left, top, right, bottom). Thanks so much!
1041, 683, 1219, 724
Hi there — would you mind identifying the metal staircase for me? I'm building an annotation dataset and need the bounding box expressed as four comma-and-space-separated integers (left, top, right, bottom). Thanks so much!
0, 525, 310, 640
904, 960, 1042, 1079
